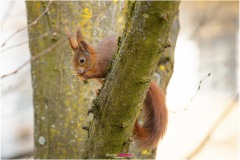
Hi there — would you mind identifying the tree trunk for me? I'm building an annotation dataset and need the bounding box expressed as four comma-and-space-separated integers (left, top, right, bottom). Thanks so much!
129, 9, 180, 160
157, 16, 180, 91
26, 1, 125, 159
83, 1, 180, 159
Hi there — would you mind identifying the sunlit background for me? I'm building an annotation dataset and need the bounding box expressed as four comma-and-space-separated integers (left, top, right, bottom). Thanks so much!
1, 1, 239, 159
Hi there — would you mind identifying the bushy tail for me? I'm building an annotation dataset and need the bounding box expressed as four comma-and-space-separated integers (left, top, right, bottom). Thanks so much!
134, 82, 168, 149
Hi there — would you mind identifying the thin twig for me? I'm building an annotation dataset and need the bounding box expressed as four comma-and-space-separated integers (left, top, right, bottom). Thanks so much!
170, 73, 211, 113
186, 94, 239, 159
1, 38, 66, 79
1, 0, 53, 48
1, 32, 50, 53
1, 70, 29, 95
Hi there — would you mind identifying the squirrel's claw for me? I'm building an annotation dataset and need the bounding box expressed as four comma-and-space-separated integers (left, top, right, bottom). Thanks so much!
79, 76, 86, 82
74, 73, 86, 82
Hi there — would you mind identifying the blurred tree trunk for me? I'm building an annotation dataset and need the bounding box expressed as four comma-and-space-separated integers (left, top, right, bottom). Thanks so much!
157, 16, 180, 91
83, 1, 180, 159
26, 1, 124, 159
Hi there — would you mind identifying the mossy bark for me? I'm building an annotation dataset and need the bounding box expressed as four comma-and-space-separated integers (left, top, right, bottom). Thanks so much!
157, 16, 180, 91
83, 1, 180, 159
131, 14, 180, 160
26, 1, 125, 159
128, 7, 180, 160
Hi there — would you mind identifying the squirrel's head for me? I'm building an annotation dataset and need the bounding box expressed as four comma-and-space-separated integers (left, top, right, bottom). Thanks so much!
66, 26, 95, 75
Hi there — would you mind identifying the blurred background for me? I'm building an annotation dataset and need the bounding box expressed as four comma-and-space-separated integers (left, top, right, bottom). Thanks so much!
1, 0, 239, 159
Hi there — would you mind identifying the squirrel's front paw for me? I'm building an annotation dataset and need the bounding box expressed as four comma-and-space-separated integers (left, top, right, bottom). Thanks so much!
75, 73, 87, 82
79, 76, 86, 82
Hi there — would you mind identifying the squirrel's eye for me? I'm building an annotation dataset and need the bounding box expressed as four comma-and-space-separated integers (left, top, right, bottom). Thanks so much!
79, 57, 86, 64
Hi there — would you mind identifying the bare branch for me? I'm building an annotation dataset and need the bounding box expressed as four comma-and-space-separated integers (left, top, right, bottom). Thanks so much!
1, 0, 110, 52
170, 73, 211, 113
1, 70, 29, 95
186, 94, 238, 159
1, 38, 66, 79
1, 32, 50, 53
1, 0, 53, 48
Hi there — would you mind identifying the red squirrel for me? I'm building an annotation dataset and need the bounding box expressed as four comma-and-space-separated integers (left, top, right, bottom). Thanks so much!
66, 27, 168, 149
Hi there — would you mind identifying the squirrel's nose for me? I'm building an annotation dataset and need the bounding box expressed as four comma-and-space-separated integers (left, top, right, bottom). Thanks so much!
78, 67, 85, 74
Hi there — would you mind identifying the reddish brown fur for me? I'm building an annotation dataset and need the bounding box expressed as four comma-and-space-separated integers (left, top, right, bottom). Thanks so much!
134, 82, 168, 149
67, 28, 168, 149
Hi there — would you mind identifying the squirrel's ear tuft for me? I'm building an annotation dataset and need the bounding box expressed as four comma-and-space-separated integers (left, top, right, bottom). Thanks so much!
68, 37, 78, 50
76, 27, 84, 44
79, 41, 88, 52
65, 25, 78, 50
76, 27, 88, 51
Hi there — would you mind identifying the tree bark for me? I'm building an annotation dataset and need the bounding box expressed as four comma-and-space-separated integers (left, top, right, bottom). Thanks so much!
83, 1, 180, 159
128, 8, 180, 160
157, 16, 180, 91
26, 1, 125, 159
